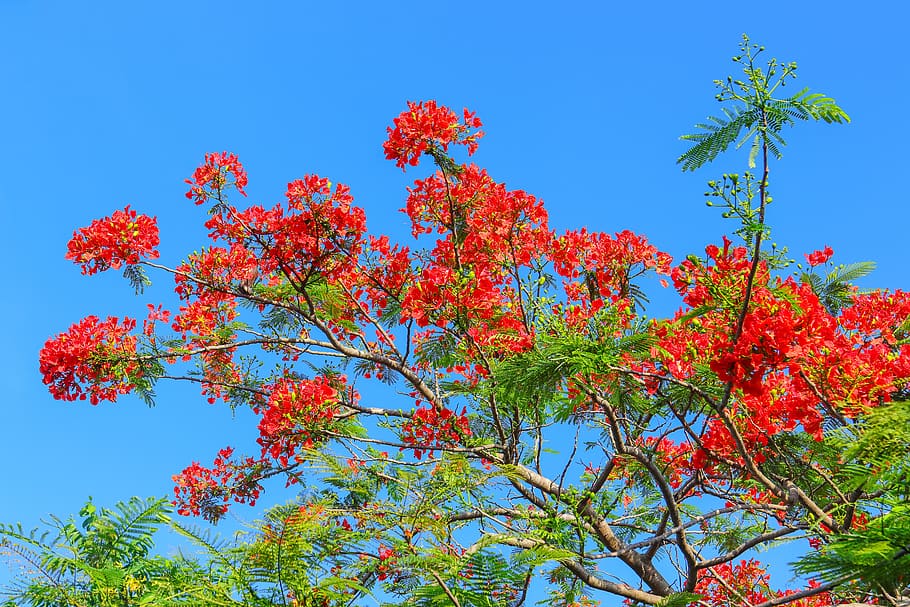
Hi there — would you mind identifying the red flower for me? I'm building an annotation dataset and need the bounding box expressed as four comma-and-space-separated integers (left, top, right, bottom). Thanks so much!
376, 544, 398, 580
172, 447, 265, 522
142, 303, 171, 337
401, 405, 471, 459
39, 315, 140, 404
185, 151, 248, 204
693, 559, 834, 606
804, 245, 833, 267
65, 206, 160, 275
384, 101, 484, 169
256, 376, 348, 466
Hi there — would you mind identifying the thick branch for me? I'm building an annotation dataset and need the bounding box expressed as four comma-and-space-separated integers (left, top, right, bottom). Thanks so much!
507, 462, 673, 596
597, 395, 699, 579
474, 535, 664, 605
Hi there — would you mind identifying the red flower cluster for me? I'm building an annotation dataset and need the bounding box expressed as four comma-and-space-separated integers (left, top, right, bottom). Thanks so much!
142, 303, 170, 337
169, 252, 246, 403
839, 289, 910, 342
395, 162, 557, 363
384, 100, 484, 168
184, 151, 248, 204
552, 228, 672, 325
804, 245, 834, 267
256, 376, 344, 466
202, 175, 366, 290
825, 289, 910, 415
361, 234, 412, 316
172, 446, 264, 522
39, 315, 140, 404
638, 436, 695, 489
172, 249, 244, 340
694, 559, 832, 606
401, 405, 471, 459
65, 206, 160, 275
553, 229, 671, 288
375, 544, 398, 581
652, 237, 910, 472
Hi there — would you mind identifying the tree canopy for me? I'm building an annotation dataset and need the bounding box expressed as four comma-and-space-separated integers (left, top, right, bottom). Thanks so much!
5, 35, 909, 607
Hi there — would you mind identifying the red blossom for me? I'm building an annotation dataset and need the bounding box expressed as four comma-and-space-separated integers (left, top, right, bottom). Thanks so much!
401, 405, 471, 460
550, 228, 672, 328
185, 151, 248, 204
362, 235, 413, 315
805, 245, 834, 267
693, 559, 834, 606
653, 236, 910, 475
142, 303, 171, 337
172, 446, 265, 522
637, 436, 695, 488
202, 175, 366, 287
376, 543, 398, 581
384, 101, 484, 169
256, 376, 348, 466
39, 315, 141, 404
65, 206, 160, 275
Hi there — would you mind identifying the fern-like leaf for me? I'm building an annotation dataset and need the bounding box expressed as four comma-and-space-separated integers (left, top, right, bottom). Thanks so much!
678, 105, 758, 171
802, 261, 876, 314
784, 87, 851, 124
794, 502, 910, 599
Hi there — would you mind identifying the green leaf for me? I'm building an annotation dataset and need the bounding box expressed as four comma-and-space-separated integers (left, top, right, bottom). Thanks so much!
678, 105, 757, 171
747, 134, 760, 168
655, 592, 703, 607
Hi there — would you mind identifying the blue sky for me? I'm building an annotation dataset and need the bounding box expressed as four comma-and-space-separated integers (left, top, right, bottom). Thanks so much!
1, 0, 908, 596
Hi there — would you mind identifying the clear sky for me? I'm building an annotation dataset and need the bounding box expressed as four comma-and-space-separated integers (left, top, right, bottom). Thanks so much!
1, 0, 908, 594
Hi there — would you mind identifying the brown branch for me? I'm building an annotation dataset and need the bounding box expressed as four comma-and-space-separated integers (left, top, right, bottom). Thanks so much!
559, 559, 664, 605
472, 535, 665, 605
575, 457, 617, 513
507, 462, 673, 596
714, 406, 782, 494
697, 525, 803, 569
595, 395, 699, 579
718, 118, 769, 414
427, 569, 462, 607
750, 574, 854, 607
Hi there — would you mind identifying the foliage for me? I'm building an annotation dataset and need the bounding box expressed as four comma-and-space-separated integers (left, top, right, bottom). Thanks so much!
0, 496, 372, 607
13, 35, 910, 606
678, 35, 849, 173
0, 496, 175, 606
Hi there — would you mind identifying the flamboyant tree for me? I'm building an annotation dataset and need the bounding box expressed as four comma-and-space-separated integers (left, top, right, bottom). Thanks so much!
20, 36, 910, 606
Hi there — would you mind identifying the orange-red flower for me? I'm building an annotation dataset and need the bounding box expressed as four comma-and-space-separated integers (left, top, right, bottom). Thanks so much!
185, 151, 248, 204
39, 315, 140, 404
65, 206, 159, 274
384, 100, 483, 169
